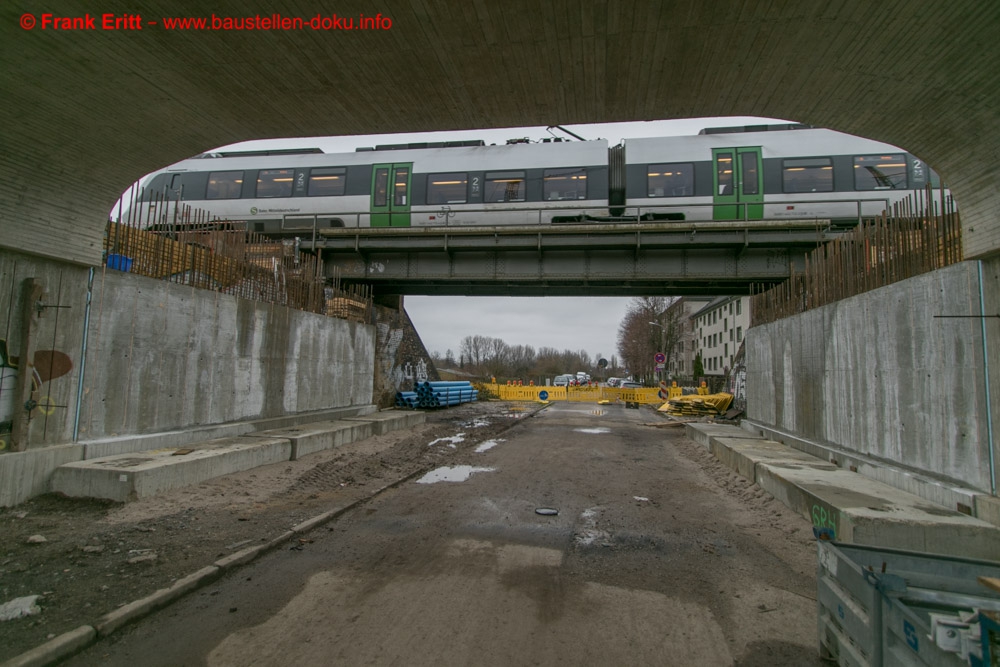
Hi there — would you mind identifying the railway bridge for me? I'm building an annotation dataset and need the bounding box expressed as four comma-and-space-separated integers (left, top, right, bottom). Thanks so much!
313, 219, 838, 296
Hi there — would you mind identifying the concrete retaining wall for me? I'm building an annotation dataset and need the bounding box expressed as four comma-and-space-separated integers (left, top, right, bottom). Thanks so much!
0, 249, 377, 505
747, 258, 1000, 495
75, 271, 374, 439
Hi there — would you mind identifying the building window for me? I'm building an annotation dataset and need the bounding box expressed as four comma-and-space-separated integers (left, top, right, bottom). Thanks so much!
206, 171, 244, 200
484, 171, 526, 202
782, 157, 834, 193
543, 167, 587, 200
308, 168, 347, 196
737, 300, 742, 315
854, 154, 908, 190
427, 173, 468, 204
737, 327, 743, 342
647, 162, 694, 197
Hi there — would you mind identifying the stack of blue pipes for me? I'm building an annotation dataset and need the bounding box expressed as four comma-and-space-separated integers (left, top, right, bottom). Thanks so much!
395, 381, 478, 409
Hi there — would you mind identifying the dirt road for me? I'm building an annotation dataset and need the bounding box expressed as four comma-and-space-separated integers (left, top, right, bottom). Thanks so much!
48, 402, 822, 666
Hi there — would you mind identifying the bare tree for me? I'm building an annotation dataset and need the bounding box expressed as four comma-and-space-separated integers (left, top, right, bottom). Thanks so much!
616, 297, 671, 384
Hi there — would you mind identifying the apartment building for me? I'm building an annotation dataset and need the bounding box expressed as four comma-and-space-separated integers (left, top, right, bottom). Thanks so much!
691, 296, 751, 376
661, 296, 711, 379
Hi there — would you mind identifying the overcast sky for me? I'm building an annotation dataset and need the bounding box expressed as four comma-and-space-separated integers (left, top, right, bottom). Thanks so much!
213, 116, 792, 362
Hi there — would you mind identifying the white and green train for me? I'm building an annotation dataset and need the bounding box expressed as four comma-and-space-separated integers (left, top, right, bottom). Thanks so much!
131, 124, 944, 233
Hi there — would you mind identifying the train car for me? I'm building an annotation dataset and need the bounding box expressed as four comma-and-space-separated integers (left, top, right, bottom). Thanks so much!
133, 138, 610, 234
622, 124, 943, 223
128, 124, 943, 234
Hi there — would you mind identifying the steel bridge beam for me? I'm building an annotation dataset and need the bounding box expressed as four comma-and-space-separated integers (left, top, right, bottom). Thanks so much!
310, 220, 840, 296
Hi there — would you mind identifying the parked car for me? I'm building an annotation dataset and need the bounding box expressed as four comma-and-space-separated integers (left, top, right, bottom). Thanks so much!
619, 381, 642, 389
553, 374, 574, 387
606, 377, 621, 387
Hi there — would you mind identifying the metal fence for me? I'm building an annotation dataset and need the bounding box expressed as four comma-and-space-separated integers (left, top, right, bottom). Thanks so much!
751, 186, 962, 327
106, 197, 372, 323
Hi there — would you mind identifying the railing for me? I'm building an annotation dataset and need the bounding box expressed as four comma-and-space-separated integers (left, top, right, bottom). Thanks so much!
285, 197, 895, 231
751, 186, 961, 327
104, 218, 373, 324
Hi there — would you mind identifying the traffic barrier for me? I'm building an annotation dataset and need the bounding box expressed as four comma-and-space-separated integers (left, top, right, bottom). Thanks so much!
483, 384, 663, 405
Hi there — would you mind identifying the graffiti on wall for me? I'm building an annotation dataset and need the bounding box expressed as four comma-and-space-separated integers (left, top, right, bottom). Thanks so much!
0, 339, 73, 450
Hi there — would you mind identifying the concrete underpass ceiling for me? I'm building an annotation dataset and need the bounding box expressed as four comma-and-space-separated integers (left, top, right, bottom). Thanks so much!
2, 1, 999, 266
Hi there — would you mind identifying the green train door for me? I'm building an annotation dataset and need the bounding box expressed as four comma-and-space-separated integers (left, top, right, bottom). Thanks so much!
712, 147, 763, 221
370, 163, 412, 227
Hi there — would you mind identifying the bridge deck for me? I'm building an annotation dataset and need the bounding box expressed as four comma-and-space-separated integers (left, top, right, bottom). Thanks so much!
311, 220, 845, 296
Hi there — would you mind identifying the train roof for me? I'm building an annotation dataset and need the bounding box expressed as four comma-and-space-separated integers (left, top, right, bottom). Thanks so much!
623, 127, 909, 163
161, 138, 610, 175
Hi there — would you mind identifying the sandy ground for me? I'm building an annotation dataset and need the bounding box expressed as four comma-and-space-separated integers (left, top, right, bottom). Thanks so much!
2, 402, 820, 665
0, 402, 537, 661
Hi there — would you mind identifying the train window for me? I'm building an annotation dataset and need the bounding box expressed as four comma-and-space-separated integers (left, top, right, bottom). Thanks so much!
782, 158, 833, 193
543, 167, 587, 200
374, 168, 389, 206
308, 168, 347, 196
256, 169, 295, 198
741, 153, 759, 195
427, 173, 468, 204
647, 163, 694, 197
393, 166, 409, 206
206, 171, 244, 200
716, 154, 733, 195
854, 154, 907, 190
484, 172, 526, 202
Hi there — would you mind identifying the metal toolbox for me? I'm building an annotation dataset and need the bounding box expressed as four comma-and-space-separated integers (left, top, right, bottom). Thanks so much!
817, 540, 1000, 666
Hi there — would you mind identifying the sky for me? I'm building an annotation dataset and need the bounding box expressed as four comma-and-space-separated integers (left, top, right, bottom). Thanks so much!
208, 116, 792, 362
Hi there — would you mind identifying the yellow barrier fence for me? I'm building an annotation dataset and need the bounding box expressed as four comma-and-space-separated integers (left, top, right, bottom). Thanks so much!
482, 384, 663, 405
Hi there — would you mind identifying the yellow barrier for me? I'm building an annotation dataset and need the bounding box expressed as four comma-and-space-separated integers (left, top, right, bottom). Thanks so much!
485, 384, 663, 405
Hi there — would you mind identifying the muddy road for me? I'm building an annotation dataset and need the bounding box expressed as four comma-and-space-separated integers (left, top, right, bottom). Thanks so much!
59, 402, 821, 666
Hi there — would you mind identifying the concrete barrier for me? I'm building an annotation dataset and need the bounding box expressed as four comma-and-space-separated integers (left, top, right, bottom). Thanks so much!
697, 428, 1000, 561
344, 410, 426, 436
247, 419, 374, 460
51, 436, 292, 502
684, 423, 762, 449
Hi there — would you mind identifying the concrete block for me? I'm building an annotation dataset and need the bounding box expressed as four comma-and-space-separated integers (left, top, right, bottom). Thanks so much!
684, 423, 762, 449
51, 436, 292, 502
755, 462, 1000, 561
2, 624, 96, 667
80, 405, 379, 459
975, 494, 1000, 528
0, 444, 85, 507
248, 419, 373, 460
344, 410, 426, 436
708, 437, 835, 481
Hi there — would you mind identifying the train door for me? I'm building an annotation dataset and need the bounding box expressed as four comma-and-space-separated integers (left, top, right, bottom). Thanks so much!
712, 147, 763, 221
370, 163, 412, 227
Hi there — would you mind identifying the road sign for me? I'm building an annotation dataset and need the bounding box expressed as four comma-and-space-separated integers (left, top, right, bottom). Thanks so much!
654, 352, 666, 364
538, 390, 549, 401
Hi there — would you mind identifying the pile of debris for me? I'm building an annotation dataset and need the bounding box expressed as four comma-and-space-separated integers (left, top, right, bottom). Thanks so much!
658, 393, 734, 417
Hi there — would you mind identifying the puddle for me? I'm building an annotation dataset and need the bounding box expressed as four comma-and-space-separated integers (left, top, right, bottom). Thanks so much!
461, 419, 491, 428
574, 427, 611, 434
474, 439, 505, 453
416, 466, 495, 484
634, 496, 649, 502
427, 434, 466, 449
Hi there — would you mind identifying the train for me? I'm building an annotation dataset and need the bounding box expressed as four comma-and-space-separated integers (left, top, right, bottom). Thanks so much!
127, 123, 944, 235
